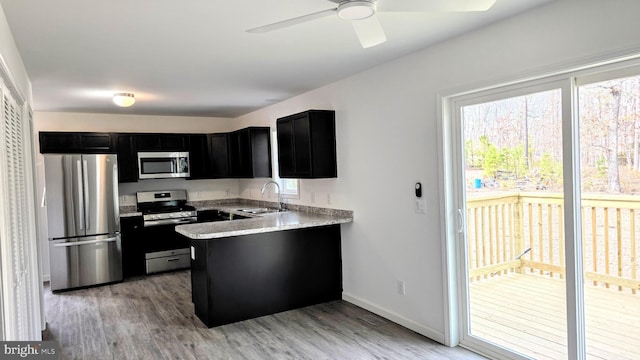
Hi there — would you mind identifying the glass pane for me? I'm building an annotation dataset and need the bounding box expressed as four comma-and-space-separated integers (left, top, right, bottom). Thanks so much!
578, 75, 640, 359
462, 88, 568, 359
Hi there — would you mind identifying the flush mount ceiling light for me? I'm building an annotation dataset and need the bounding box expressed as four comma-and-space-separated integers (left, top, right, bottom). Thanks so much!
337, 1, 375, 20
113, 92, 135, 107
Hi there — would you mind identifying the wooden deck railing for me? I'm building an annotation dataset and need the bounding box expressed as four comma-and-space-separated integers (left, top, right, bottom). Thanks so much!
466, 192, 640, 294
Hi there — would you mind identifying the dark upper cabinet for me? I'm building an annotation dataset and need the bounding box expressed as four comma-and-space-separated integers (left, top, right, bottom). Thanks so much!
135, 134, 187, 151
229, 127, 272, 178
187, 134, 211, 180
208, 133, 230, 178
276, 110, 336, 178
115, 134, 138, 183
39, 132, 115, 154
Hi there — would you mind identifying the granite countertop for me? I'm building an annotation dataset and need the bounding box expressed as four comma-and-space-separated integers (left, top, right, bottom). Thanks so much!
120, 199, 353, 239
176, 203, 353, 240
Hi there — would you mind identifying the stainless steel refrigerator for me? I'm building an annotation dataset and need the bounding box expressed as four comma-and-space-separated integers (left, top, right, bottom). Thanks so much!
44, 154, 122, 291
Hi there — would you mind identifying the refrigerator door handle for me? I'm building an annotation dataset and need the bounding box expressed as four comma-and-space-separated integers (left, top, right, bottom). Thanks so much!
52, 237, 118, 248
83, 159, 90, 230
76, 160, 85, 230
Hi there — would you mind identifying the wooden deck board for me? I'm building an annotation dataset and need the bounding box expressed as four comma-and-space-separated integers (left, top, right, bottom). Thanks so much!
469, 273, 640, 360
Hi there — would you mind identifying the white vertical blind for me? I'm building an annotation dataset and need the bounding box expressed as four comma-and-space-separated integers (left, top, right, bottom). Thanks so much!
0, 79, 42, 340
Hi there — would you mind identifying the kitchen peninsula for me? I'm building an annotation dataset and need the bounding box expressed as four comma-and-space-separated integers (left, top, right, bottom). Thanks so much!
175, 204, 353, 328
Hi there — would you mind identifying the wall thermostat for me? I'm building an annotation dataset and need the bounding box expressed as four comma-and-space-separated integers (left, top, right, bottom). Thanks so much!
415, 182, 422, 198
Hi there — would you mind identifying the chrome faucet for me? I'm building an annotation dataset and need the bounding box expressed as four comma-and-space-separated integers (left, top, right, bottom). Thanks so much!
261, 180, 283, 211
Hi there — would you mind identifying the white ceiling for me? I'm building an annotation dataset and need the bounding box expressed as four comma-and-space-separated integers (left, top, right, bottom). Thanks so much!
0, 0, 552, 118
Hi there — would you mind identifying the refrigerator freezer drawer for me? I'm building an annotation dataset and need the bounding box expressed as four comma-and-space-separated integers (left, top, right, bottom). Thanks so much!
49, 235, 123, 291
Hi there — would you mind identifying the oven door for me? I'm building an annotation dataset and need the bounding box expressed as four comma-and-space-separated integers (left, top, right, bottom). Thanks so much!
138, 152, 190, 179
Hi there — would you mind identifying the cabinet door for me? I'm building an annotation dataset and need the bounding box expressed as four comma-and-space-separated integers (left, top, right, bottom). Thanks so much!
78, 133, 113, 152
229, 129, 251, 177
209, 133, 229, 178
276, 119, 295, 178
115, 134, 138, 183
39, 132, 76, 153
187, 135, 211, 179
135, 134, 163, 151
308, 111, 337, 178
249, 128, 272, 178
39, 132, 114, 154
162, 134, 187, 151
136, 134, 187, 151
292, 115, 312, 177
121, 216, 144, 278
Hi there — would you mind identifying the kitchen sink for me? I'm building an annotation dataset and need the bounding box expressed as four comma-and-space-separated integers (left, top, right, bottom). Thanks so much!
238, 208, 285, 215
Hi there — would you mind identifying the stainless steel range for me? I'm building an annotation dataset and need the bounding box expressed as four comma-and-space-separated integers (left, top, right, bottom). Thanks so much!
136, 190, 196, 274
137, 190, 197, 227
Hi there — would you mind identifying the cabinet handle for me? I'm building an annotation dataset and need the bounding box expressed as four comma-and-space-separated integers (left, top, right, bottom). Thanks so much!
167, 258, 181, 262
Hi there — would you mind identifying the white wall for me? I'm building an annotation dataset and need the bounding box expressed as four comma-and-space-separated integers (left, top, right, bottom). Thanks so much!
234, 0, 640, 343
33, 112, 240, 279
0, 5, 30, 103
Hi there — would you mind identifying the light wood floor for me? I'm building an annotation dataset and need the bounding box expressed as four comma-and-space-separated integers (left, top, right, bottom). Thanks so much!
469, 273, 640, 359
43, 270, 485, 360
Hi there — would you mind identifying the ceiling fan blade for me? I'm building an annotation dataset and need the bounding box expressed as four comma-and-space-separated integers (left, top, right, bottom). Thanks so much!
351, 14, 387, 48
247, 8, 337, 33
377, 0, 497, 12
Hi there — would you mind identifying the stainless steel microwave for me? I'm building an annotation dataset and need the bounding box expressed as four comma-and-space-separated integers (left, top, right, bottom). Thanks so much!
137, 152, 190, 179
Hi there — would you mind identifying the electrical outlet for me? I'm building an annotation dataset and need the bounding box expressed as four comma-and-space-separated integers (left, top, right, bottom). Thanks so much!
225, 189, 231, 197
397, 280, 406, 295
327, 193, 331, 205
311, 192, 316, 203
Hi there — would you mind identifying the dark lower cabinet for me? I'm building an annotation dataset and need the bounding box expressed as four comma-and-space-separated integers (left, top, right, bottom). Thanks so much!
121, 216, 144, 278
190, 225, 342, 327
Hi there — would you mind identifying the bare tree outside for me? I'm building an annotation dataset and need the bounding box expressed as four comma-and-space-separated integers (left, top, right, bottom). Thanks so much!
464, 76, 640, 194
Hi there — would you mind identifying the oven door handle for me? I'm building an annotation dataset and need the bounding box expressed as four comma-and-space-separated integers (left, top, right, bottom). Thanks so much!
143, 217, 197, 227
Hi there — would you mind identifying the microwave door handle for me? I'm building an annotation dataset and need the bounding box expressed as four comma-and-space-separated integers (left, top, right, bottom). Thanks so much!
76, 160, 85, 230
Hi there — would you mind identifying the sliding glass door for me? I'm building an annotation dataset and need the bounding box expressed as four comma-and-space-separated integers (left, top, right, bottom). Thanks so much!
449, 63, 640, 359
456, 83, 569, 359
577, 73, 640, 360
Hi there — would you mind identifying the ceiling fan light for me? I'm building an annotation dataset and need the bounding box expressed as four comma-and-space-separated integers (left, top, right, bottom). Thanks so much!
337, 1, 375, 21
113, 92, 135, 107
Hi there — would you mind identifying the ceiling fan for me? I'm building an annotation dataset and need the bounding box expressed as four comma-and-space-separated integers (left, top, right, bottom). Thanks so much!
247, 0, 497, 48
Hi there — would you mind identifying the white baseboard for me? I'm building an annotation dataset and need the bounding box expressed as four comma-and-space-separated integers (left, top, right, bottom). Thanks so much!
342, 292, 446, 345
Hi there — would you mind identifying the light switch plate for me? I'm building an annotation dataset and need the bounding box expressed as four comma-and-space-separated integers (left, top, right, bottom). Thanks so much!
415, 199, 426, 214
